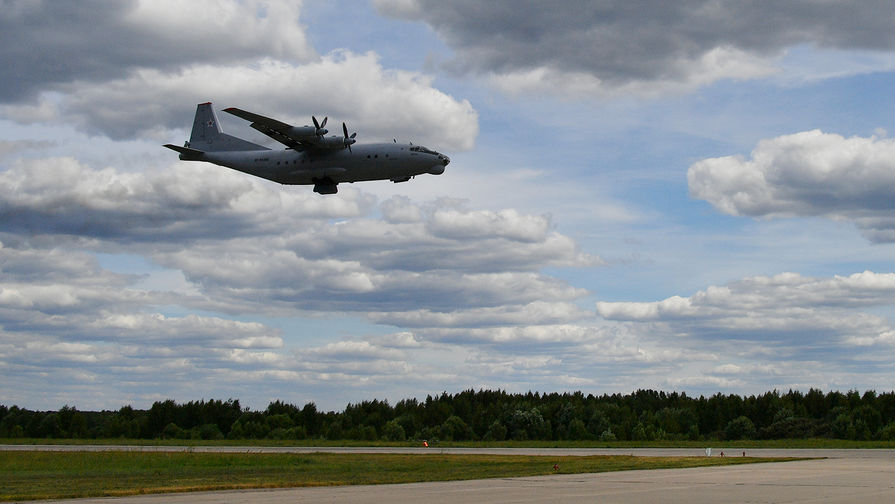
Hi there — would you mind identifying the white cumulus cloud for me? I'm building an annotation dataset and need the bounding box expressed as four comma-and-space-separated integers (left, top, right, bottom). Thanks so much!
689, 130, 895, 241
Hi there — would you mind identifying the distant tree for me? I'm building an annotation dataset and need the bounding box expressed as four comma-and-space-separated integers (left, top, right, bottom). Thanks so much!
146, 400, 179, 438
0, 407, 30, 438
567, 418, 589, 440
229, 412, 269, 439
877, 392, 895, 423
773, 408, 794, 423
826, 391, 848, 412
879, 421, 895, 441
266, 400, 299, 418
38, 413, 62, 438
353, 425, 377, 441
654, 407, 698, 438
105, 406, 141, 438
6, 388, 895, 441
483, 420, 507, 441
266, 414, 294, 431
724, 416, 756, 440
830, 413, 855, 439
382, 419, 406, 441
299, 402, 322, 437
69, 411, 87, 438
57, 406, 87, 438
852, 405, 882, 440
392, 414, 419, 440
507, 408, 548, 441
554, 402, 580, 440
324, 418, 344, 440
587, 411, 611, 439
440, 415, 475, 441
267, 425, 306, 440
760, 417, 821, 439
162, 422, 186, 439
196, 423, 224, 440
631, 422, 652, 441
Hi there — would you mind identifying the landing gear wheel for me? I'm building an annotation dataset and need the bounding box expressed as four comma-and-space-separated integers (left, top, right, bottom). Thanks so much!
313, 177, 338, 194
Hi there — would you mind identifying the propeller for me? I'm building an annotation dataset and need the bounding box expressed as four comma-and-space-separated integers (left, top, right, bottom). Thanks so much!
312, 116, 328, 136
342, 122, 357, 152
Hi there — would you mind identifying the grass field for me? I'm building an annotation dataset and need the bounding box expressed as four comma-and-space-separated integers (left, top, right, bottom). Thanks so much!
0, 451, 795, 501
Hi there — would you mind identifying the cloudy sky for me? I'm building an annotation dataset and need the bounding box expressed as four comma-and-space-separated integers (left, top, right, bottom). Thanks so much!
3, 0, 895, 411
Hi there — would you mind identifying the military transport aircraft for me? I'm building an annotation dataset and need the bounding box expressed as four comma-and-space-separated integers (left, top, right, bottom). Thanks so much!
164, 103, 450, 194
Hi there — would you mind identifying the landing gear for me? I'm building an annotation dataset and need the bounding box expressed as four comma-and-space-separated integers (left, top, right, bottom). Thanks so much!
312, 177, 338, 194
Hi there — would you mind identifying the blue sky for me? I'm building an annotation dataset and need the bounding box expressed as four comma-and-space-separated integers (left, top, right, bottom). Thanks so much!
3, 0, 895, 411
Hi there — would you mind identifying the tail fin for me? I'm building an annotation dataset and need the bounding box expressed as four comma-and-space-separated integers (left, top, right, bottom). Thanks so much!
187, 102, 268, 152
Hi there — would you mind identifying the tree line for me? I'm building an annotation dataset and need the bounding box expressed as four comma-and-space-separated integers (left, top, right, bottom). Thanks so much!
2, 388, 895, 442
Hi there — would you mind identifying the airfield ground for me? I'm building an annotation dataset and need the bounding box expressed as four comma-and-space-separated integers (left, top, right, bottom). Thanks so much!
5, 447, 895, 503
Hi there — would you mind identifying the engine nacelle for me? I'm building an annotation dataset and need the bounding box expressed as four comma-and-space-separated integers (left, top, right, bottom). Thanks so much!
314, 135, 356, 150
288, 125, 323, 139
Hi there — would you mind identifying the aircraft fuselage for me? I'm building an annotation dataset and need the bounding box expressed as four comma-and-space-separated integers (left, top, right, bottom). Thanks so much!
194, 142, 449, 186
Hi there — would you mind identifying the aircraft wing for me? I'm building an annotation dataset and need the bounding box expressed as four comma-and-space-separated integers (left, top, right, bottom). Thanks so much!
223, 107, 306, 150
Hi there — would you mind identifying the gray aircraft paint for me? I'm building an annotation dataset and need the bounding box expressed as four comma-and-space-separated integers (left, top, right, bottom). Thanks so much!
165, 103, 449, 194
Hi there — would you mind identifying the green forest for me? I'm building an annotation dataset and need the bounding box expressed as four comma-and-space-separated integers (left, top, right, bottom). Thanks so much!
3, 389, 895, 442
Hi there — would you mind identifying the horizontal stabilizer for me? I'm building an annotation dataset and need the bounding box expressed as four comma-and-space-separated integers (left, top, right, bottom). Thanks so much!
163, 144, 204, 160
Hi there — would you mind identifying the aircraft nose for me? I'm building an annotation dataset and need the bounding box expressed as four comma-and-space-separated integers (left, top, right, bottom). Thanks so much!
428, 154, 449, 175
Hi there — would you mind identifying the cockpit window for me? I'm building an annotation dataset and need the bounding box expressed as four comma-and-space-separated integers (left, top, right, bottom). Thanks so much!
409, 145, 438, 155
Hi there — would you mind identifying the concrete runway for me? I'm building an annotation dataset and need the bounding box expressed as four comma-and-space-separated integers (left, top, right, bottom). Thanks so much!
9, 446, 895, 503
